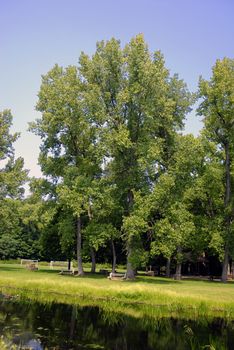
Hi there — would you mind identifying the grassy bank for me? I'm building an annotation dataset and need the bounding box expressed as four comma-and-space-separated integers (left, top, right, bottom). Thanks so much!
0, 263, 234, 319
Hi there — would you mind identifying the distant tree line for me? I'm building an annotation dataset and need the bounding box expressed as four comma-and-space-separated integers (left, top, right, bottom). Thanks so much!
0, 35, 233, 282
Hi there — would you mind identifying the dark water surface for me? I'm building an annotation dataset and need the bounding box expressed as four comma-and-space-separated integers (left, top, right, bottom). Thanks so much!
0, 297, 234, 349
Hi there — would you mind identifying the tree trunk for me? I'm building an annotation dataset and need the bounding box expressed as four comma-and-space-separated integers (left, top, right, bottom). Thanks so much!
125, 245, 135, 279
87, 201, 96, 274
90, 248, 96, 273
125, 189, 135, 279
166, 257, 171, 278
221, 245, 229, 282
174, 247, 182, 280
68, 259, 71, 271
111, 239, 117, 273
175, 262, 182, 280
221, 142, 231, 282
231, 261, 234, 279
76, 216, 84, 276
228, 261, 231, 275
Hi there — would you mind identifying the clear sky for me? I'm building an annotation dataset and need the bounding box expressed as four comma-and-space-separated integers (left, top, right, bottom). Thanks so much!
1, 0, 234, 178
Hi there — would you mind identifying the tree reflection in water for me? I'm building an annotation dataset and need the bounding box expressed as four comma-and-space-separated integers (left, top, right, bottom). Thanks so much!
0, 298, 233, 349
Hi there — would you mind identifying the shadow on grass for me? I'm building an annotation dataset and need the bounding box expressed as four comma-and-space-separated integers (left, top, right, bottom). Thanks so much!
0, 265, 26, 272
1, 265, 233, 286
180, 277, 234, 285
135, 276, 179, 285
0, 265, 112, 279
58, 272, 106, 280
136, 275, 234, 285
0, 265, 58, 275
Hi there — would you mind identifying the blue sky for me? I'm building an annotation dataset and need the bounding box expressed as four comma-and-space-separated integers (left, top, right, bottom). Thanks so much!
1, 0, 234, 177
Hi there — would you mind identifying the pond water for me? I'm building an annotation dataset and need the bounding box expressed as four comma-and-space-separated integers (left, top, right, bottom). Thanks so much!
0, 297, 234, 349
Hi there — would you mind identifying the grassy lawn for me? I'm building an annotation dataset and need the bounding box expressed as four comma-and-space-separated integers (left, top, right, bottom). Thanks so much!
0, 263, 234, 319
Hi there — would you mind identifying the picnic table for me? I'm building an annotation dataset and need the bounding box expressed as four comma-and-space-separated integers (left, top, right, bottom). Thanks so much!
107, 272, 126, 280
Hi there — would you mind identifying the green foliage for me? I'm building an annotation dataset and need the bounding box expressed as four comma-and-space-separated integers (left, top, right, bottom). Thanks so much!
0, 110, 19, 160
84, 222, 117, 251
0, 110, 29, 260
198, 58, 234, 277
198, 58, 234, 145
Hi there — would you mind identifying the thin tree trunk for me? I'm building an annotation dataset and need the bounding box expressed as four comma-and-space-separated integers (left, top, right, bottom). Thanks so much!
90, 248, 96, 273
175, 262, 182, 280
125, 245, 135, 279
126, 190, 135, 279
166, 257, 171, 278
174, 247, 182, 280
228, 261, 231, 275
231, 261, 234, 279
221, 142, 231, 282
221, 245, 229, 282
111, 239, 117, 273
87, 201, 96, 274
68, 259, 71, 271
76, 216, 84, 276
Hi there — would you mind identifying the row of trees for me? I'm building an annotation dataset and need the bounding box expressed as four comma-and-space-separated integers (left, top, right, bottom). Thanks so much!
0, 35, 233, 282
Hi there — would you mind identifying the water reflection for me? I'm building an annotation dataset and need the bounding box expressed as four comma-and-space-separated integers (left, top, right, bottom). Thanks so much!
0, 297, 233, 349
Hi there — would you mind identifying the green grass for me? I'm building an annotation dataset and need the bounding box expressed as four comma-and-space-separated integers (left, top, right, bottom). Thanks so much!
0, 263, 234, 319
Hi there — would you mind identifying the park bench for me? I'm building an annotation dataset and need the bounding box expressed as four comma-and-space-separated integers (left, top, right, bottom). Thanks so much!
59, 270, 73, 275
26, 263, 38, 271
21, 259, 38, 266
107, 272, 126, 280
59, 267, 79, 276
21, 259, 39, 271
50, 261, 73, 271
145, 271, 155, 276
145, 266, 157, 276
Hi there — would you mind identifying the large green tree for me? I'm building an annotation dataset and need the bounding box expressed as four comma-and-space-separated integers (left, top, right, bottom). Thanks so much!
0, 110, 28, 259
30, 65, 104, 275
79, 35, 192, 278
124, 134, 204, 279
198, 58, 234, 282
31, 35, 192, 278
